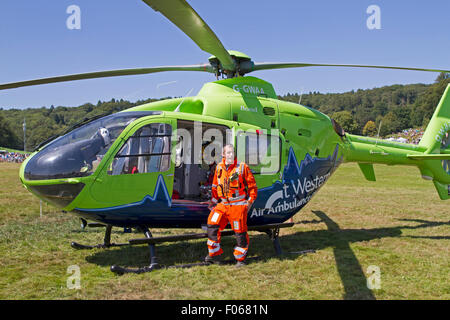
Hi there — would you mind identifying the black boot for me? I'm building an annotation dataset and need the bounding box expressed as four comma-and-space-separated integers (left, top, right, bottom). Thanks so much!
205, 255, 223, 264
235, 260, 246, 268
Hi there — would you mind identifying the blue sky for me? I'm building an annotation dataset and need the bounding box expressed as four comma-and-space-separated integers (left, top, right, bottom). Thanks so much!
1, 0, 449, 109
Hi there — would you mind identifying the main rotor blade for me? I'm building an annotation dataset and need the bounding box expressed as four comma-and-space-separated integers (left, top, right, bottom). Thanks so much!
252, 62, 450, 74
142, 0, 235, 72
0, 64, 213, 90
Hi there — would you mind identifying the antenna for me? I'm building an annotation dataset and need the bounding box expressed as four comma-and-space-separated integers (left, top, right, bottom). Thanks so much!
298, 87, 305, 105
174, 88, 194, 112
23, 118, 26, 152
375, 120, 382, 146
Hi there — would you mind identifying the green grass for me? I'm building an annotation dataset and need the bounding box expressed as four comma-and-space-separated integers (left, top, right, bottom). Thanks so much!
0, 162, 448, 300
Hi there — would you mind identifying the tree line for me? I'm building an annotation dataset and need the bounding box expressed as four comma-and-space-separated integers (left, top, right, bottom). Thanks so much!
279, 73, 449, 136
0, 73, 449, 150
0, 97, 162, 151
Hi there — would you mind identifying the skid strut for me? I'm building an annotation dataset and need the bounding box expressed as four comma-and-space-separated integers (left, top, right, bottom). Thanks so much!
71, 225, 129, 250
265, 227, 283, 255
110, 227, 162, 275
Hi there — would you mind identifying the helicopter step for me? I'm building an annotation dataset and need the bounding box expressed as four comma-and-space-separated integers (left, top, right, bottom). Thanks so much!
110, 222, 294, 275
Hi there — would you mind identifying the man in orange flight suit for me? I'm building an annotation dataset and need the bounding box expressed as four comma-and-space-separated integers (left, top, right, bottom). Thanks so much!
205, 144, 257, 267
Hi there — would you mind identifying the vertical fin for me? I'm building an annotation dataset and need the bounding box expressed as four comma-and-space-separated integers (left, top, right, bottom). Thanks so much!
419, 84, 450, 153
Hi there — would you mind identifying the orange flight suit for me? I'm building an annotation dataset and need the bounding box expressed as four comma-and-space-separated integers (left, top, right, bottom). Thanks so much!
206, 157, 257, 261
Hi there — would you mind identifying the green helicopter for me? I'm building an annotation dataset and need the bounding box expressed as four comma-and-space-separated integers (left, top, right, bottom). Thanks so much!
1, 0, 449, 274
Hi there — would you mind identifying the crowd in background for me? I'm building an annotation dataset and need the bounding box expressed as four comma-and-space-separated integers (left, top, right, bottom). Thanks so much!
0, 151, 29, 163
387, 128, 424, 145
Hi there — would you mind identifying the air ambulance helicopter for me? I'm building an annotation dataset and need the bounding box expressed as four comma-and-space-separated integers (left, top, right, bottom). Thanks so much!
1, 0, 450, 274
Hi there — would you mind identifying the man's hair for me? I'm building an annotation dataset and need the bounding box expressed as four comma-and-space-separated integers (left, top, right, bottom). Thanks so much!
222, 144, 235, 153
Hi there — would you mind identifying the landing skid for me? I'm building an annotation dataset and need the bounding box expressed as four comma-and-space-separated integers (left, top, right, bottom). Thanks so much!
71, 222, 313, 275
110, 250, 315, 275
111, 256, 263, 275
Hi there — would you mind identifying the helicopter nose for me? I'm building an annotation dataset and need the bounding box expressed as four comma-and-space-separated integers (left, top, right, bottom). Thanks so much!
21, 138, 100, 208
22, 148, 88, 208
24, 137, 103, 181
25, 182, 85, 208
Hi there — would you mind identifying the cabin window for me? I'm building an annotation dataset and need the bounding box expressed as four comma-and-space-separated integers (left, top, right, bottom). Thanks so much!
109, 123, 172, 175
236, 131, 281, 174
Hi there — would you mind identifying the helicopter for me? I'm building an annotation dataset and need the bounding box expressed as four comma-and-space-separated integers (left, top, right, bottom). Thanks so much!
1, 0, 450, 275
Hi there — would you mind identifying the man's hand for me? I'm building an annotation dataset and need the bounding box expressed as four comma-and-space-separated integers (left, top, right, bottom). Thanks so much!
208, 200, 216, 210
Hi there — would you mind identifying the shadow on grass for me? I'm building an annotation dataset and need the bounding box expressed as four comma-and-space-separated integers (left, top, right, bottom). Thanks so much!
82, 212, 449, 300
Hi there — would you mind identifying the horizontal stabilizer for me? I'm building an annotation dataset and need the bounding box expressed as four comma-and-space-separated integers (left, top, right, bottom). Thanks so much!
358, 163, 376, 181
407, 154, 450, 160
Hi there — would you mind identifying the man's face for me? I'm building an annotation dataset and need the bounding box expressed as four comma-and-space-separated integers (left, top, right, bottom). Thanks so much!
223, 146, 235, 164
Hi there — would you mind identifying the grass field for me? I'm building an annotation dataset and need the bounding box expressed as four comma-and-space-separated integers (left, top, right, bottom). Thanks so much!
0, 161, 448, 300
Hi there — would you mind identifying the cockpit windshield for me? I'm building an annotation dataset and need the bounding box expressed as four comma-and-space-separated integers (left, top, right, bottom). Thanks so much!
24, 111, 161, 180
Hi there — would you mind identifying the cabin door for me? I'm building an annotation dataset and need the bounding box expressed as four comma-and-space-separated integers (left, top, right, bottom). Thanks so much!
90, 118, 176, 206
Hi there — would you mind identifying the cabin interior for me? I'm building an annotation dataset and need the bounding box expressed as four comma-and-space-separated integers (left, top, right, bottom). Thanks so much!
173, 120, 231, 202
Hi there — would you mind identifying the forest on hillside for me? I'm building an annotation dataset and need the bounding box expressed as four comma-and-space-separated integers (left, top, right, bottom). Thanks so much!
280, 73, 449, 137
1, 73, 449, 151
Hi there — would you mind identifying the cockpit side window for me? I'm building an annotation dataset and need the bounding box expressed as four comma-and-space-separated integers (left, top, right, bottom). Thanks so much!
109, 123, 172, 175
237, 130, 281, 175
23, 111, 158, 181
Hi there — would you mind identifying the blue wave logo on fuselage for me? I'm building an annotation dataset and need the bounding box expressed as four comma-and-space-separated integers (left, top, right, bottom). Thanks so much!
248, 144, 342, 223
75, 144, 342, 227
79, 174, 172, 214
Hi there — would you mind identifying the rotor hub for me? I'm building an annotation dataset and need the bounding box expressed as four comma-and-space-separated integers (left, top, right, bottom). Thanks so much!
208, 50, 255, 78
